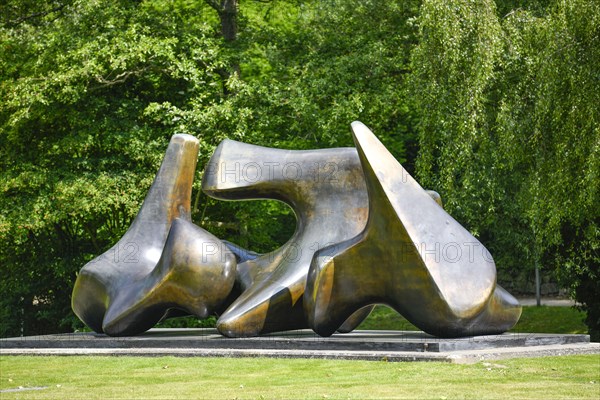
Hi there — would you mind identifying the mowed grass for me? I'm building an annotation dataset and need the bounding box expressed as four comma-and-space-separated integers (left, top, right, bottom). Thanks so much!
511, 306, 588, 334
358, 305, 589, 335
1, 355, 599, 399
0, 306, 595, 399
159, 305, 589, 335
156, 305, 588, 336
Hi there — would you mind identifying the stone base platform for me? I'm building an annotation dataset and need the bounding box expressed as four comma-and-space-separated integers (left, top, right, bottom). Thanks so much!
1, 329, 598, 363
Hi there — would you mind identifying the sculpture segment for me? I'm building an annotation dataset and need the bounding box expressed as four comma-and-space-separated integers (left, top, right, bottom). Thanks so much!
304, 122, 521, 337
72, 134, 236, 336
101, 218, 236, 336
202, 140, 372, 336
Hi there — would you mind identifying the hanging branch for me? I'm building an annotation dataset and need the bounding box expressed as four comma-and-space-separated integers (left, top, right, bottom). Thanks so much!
7, 3, 67, 27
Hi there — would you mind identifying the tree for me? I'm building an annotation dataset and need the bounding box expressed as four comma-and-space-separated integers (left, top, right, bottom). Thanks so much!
410, 0, 599, 339
1, 0, 423, 336
0, 0, 231, 336
205, 0, 239, 41
498, 0, 599, 340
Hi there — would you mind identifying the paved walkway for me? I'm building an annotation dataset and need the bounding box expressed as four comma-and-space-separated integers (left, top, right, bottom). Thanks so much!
517, 297, 577, 307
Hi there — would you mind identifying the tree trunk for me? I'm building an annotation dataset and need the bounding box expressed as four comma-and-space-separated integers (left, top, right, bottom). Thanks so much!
220, 0, 238, 42
205, 0, 239, 42
205, 0, 240, 87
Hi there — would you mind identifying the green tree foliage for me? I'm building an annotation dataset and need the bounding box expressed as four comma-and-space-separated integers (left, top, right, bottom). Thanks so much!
0, 0, 229, 336
410, 0, 503, 226
505, 0, 599, 341
254, 0, 421, 163
0, 0, 421, 336
2, 0, 597, 339
410, 0, 599, 339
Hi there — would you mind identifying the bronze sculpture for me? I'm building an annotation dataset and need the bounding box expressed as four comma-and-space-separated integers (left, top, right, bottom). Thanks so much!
72, 134, 236, 336
72, 122, 521, 338
201, 139, 374, 336
304, 122, 521, 337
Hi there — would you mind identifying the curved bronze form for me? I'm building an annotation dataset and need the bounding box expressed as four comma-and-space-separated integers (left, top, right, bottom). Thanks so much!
335, 189, 443, 334
72, 125, 520, 339
72, 134, 236, 336
202, 140, 373, 337
304, 122, 521, 337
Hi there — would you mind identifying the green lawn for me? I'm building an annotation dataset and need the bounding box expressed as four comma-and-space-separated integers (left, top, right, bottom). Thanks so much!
510, 306, 588, 334
1, 306, 596, 399
357, 305, 589, 335
1, 355, 599, 399
157, 305, 589, 335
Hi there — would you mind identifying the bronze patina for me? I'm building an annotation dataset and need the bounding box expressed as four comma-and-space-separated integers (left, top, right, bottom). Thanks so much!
72, 134, 236, 336
72, 122, 521, 338
304, 122, 521, 337
201, 139, 374, 336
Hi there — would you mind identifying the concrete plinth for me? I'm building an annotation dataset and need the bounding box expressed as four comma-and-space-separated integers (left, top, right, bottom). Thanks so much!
1, 329, 598, 363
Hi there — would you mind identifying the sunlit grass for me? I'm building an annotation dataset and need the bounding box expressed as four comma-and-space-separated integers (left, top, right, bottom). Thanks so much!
156, 305, 588, 336
1, 306, 594, 398
1, 355, 598, 399
357, 305, 588, 335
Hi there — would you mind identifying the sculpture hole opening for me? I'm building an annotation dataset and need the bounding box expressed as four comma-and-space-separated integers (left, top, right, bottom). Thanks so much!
194, 197, 296, 254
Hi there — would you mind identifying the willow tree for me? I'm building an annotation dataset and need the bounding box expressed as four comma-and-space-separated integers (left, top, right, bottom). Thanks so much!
498, 0, 599, 339
410, 0, 599, 339
408, 0, 516, 269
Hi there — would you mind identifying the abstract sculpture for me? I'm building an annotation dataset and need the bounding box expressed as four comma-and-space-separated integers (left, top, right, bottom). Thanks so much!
72, 134, 236, 336
304, 122, 521, 337
202, 139, 374, 336
72, 122, 521, 338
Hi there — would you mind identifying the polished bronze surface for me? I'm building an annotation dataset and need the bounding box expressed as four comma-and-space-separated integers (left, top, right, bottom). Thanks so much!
73, 125, 520, 339
304, 122, 521, 337
72, 134, 236, 336
202, 139, 372, 337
